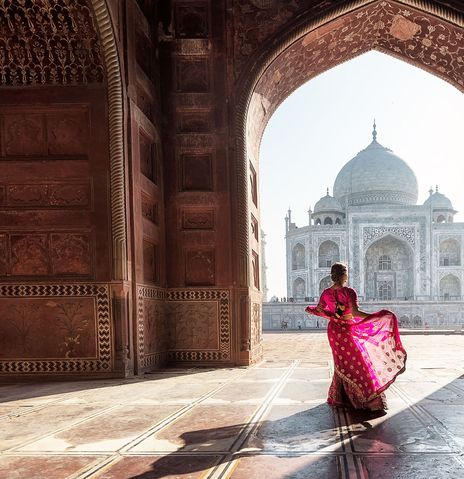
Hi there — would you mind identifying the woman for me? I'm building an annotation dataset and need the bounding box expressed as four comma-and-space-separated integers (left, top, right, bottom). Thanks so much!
306, 262, 407, 411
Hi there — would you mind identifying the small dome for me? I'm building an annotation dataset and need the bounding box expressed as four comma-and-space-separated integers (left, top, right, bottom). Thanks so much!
423, 189, 455, 210
314, 190, 343, 213
333, 124, 418, 207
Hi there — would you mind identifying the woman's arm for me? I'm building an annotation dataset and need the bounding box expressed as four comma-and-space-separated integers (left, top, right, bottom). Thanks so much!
352, 307, 370, 319
350, 289, 371, 319
305, 294, 331, 319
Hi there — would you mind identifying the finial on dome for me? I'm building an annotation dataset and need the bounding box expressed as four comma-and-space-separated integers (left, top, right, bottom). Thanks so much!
429, 186, 433, 196
326, 187, 329, 196
372, 119, 377, 141
436, 185, 439, 193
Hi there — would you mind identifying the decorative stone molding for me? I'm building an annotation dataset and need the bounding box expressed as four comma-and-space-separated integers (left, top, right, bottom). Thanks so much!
90, 0, 127, 280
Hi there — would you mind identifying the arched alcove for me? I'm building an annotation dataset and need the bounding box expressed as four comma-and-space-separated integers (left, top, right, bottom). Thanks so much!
440, 274, 461, 299
292, 243, 306, 270
439, 239, 461, 266
364, 235, 414, 300
293, 277, 306, 299
318, 240, 340, 268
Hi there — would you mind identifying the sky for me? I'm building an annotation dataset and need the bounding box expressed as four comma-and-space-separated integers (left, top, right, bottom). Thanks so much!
260, 50, 464, 299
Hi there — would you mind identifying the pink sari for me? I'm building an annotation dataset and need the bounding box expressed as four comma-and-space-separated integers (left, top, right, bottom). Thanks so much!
306, 287, 407, 410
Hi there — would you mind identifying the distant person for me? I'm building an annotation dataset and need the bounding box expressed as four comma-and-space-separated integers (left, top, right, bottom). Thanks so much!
305, 262, 407, 412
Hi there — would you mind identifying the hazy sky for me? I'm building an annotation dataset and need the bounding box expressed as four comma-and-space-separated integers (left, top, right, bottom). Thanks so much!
260, 51, 464, 299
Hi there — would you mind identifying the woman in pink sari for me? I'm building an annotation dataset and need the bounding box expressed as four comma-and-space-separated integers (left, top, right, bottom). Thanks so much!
306, 262, 407, 411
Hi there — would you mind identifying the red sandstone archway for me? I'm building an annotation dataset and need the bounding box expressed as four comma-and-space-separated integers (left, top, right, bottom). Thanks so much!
0, 0, 129, 377
235, 0, 464, 361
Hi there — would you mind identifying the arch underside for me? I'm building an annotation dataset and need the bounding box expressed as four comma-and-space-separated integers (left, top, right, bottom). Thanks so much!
245, 0, 464, 157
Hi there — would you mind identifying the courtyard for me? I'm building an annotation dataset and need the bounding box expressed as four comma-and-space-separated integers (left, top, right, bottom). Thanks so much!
1, 332, 464, 478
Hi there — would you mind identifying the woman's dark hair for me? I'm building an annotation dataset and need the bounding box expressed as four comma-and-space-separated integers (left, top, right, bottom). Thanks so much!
331, 262, 347, 283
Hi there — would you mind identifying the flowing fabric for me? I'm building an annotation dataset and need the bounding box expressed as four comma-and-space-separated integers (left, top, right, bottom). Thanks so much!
306, 287, 407, 409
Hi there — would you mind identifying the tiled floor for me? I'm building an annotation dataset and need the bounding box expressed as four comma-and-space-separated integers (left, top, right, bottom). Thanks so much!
1, 332, 464, 478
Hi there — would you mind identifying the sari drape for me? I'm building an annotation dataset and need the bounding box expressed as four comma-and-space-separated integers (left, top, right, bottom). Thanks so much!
306, 287, 407, 409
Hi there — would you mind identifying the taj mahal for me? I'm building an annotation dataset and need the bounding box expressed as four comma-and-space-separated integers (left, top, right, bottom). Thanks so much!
264, 124, 464, 330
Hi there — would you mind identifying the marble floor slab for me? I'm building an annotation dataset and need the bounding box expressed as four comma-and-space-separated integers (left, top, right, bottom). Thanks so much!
1, 333, 464, 478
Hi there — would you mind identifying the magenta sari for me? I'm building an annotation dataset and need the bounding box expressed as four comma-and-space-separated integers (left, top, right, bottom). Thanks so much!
306, 287, 407, 410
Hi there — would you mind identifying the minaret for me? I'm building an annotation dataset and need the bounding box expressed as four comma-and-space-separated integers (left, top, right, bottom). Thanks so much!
285, 207, 292, 233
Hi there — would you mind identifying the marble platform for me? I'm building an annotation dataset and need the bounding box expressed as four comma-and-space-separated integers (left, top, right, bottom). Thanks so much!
1, 333, 464, 478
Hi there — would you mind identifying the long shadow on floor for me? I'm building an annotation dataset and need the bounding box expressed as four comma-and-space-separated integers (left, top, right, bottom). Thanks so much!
110, 374, 464, 479
0, 368, 235, 404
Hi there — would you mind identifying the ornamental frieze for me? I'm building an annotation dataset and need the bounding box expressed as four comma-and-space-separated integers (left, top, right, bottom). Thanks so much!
0, 0, 103, 86
363, 226, 416, 248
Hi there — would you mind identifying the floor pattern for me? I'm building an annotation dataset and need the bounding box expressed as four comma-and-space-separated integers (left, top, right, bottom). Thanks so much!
1, 333, 464, 478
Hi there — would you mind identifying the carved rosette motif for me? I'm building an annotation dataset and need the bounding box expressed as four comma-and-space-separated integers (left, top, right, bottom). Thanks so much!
167, 289, 231, 362
0, 283, 111, 374
0, 0, 104, 86
363, 226, 416, 249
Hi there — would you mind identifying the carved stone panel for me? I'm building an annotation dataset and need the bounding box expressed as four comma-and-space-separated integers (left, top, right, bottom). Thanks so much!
251, 302, 262, 349
139, 131, 158, 184
182, 208, 214, 230
176, 5, 209, 38
136, 286, 167, 370
48, 183, 90, 207
249, 162, 258, 207
178, 111, 212, 133
0, 298, 96, 359
5, 182, 90, 208
144, 299, 167, 355
141, 194, 158, 224
176, 59, 210, 92
0, 283, 112, 374
136, 31, 153, 78
1, 231, 93, 278
10, 234, 49, 276
47, 114, 88, 156
6, 185, 46, 206
185, 249, 215, 286
50, 233, 92, 276
0, 235, 7, 275
168, 301, 219, 350
251, 214, 259, 241
181, 153, 213, 191
143, 240, 159, 283
166, 289, 231, 362
4, 115, 46, 156
252, 250, 260, 289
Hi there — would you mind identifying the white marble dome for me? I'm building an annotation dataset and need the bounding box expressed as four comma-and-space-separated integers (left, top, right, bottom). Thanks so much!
314, 191, 343, 213
333, 129, 418, 207
423, 190, 455, 210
